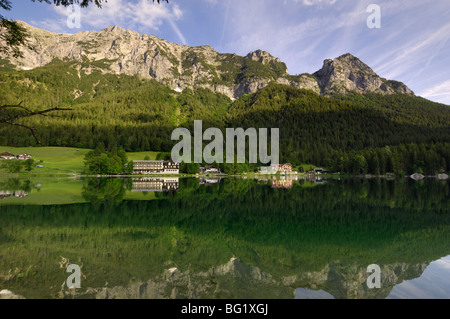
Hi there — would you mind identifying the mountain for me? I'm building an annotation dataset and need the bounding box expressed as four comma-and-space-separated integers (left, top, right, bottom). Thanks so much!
1, 22, 449, 174
1, 21, 414, 100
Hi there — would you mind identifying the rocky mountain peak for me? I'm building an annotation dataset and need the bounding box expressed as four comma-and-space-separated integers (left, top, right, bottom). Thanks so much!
246, 49, 281, 65
102, 25, 125, 33
1, 23, 415, 99
314, 53, 414, 96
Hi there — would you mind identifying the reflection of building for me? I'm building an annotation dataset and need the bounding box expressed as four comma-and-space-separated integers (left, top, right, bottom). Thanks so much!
305, 175, 327, 183
132, 178, 179, 192
199, 178, 223, 186
133, 161, 180, 175
271, 176, 298, 189
0, 191, 13, 199
0, 190, 28, 199
14, 191, 28, 198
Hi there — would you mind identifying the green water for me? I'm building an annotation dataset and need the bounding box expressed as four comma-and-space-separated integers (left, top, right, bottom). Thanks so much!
0, 177, 449, 299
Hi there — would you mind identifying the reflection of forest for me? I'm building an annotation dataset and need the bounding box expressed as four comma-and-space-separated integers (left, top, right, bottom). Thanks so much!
255, 175, 326, 189
1, 178, 449, 299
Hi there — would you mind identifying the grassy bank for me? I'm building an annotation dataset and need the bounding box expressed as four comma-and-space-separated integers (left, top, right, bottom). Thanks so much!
0, 147, 159, 174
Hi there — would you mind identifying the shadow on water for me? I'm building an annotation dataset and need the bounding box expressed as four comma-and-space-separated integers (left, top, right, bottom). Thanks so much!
0, 177, 449, 299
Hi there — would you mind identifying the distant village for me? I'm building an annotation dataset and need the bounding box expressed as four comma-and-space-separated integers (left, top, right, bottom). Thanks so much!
1, 152, 329, 179
0, 157, 329, 200
132, 160, 328, 177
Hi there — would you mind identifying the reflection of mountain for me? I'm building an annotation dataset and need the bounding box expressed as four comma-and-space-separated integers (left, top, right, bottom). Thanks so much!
286, 262, 428, 299
54, 257, 429, 299
1, 178, 449, 299
132, 178, 179, 192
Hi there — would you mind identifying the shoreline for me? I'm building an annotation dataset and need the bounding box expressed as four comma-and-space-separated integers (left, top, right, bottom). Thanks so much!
0, 172, 448, 180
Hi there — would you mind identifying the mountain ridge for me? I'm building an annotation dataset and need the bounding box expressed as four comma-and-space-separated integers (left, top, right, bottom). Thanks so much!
1, 21, 414, 100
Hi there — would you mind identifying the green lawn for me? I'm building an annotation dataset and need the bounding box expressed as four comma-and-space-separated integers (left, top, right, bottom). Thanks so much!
0, 179, 161, 205
126, 151, 160, 162
0, 178, 85, 205
0, 147, 159, 174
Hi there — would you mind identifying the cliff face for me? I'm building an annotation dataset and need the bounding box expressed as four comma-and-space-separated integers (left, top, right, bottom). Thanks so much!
2, 21, 414, 99
314, 53, 414, 96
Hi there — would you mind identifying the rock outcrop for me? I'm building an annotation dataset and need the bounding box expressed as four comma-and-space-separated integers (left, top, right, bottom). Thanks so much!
314, 53, 414, 96
1, 21, 415, 100
0, 289, 25, 299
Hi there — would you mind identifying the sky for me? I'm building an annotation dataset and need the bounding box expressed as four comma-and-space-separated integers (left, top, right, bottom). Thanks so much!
5, 0, 450, 105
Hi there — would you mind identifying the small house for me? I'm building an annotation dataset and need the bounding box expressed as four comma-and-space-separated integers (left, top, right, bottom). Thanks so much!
16, 153, 32, 160
0, 152, 15, 160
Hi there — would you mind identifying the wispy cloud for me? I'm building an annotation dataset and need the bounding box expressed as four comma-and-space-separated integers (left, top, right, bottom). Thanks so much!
420, 80, 450, 105
33, 0, 187, 44
300, 0, 337, 6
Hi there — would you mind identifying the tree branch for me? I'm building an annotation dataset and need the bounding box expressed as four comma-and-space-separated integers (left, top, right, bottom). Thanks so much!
0, 103, 72, 144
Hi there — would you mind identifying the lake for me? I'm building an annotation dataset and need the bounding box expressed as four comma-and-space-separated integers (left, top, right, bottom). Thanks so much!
0, 176, 449, 299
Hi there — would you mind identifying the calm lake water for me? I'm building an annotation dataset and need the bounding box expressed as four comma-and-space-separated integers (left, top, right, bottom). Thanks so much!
0, 176, 449, 299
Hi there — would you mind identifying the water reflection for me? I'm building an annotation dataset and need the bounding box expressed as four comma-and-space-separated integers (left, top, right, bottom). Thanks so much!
0, 179, 31, 200
0, 190, 28, 199
388, 255, 450, 299
295, 289, 334, 299
132, 178, 180, 192
0, 177, 449, 299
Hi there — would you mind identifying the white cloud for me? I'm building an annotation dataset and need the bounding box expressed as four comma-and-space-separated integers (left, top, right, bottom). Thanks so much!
34, 0, 187, 44
301, 0, 337, 6
374, 22, 450, 80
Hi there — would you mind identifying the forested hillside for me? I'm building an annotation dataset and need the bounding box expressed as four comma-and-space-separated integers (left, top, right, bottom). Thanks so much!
1, 59, 449, 175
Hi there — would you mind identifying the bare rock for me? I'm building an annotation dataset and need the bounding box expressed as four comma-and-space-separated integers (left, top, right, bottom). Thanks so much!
1, 23, 414, 100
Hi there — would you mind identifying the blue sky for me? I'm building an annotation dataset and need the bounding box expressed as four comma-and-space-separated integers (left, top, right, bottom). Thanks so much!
5, 0, 450, 105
